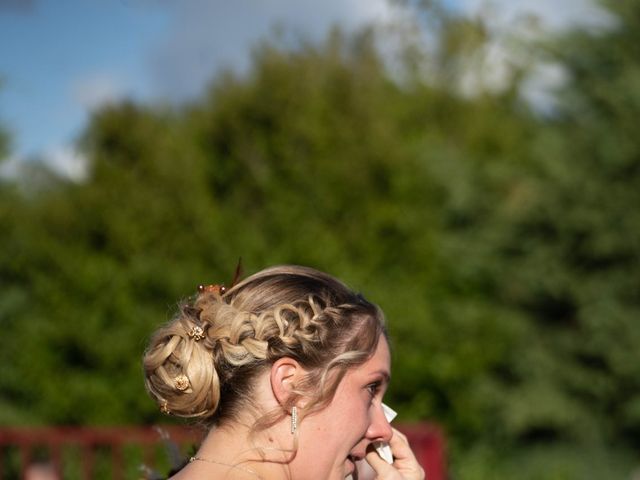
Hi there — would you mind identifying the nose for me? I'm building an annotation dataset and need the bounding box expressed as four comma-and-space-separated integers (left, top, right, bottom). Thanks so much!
366, 402, 393, 443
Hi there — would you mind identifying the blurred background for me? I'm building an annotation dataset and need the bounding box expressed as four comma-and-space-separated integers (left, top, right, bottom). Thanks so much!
1, 0, 639, 478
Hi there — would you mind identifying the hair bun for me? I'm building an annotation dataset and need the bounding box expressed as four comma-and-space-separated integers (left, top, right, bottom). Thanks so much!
143, 321, 222, 418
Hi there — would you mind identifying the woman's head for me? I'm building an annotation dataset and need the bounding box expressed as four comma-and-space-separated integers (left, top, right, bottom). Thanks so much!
143, 265, 387, 428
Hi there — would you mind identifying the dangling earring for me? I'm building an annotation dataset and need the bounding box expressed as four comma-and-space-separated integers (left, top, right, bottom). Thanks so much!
291, 406, 298, 434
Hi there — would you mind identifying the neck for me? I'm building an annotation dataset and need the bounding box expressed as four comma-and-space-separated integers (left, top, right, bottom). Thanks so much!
184, 420, 295, 479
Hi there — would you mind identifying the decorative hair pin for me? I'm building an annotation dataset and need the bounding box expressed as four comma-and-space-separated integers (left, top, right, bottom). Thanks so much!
174, 374, 190, 391
160, 399, 171, 415
197, 258, 244, 297
188, 325, 205, 341
198, 284, 226, 295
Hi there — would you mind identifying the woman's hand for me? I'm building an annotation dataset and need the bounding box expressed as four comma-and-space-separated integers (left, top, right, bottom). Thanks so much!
364, 428, 425, 480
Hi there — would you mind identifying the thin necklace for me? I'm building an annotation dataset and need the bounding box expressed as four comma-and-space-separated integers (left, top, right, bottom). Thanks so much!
189, 456, 263, 479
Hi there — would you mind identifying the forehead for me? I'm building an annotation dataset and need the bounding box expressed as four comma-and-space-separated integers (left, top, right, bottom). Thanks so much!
358, 335, 391, 375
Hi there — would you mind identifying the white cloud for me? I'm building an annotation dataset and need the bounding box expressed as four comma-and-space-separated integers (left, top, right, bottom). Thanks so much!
45, 144, 87, 180
148, 0, 399, 100
431, 0, 614, 109
452, 0, 614, 31
520, 62, 568, 113
0, 144, 87, 181
71, 73, 126, 111
325, 0, 399, 27
456, 39, 513, 97
0, 153, 22, 178
143, 0, 614, 105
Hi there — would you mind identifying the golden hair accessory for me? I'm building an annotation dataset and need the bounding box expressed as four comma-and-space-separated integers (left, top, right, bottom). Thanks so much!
188, 325, 205, 341
198, 284, 226, 295
174, 374, 190, 391
160, 399, 171, 415
197, 258, 244, 297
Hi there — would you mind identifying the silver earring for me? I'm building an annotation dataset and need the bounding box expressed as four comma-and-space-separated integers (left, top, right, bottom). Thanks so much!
291, 406, 298, 434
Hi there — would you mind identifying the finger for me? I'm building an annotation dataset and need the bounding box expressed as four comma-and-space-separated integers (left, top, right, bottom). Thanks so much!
365, 449, 396, 477
387, 428, 412, 461
388, 427, 408, 446
385, 428, 426, 480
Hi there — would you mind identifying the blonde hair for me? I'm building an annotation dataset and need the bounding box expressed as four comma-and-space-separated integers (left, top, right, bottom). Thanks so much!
143, 265, 386, 428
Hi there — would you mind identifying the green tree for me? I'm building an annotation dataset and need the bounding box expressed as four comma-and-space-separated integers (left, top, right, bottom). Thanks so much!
402, 1, 640, 477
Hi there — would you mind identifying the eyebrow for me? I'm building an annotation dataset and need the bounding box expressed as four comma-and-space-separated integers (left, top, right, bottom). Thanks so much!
371, 370, 391, 384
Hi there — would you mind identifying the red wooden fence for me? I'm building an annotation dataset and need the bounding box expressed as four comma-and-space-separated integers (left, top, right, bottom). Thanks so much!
0, 424, 445, 479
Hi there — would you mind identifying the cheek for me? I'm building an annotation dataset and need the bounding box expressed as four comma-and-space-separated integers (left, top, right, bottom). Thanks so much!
317, 402, 368, 455
338, 388, 374, 436
343, 399, 373, 441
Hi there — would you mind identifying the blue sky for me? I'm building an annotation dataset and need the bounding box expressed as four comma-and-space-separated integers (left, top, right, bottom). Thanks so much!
0, 0, 609, 178
1, 1, 166, 154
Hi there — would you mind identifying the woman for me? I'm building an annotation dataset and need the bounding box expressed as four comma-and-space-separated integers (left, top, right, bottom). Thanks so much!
143, 265, 425, 479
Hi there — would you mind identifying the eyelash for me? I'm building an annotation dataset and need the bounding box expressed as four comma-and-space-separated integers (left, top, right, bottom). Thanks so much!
367, 381, 382, 398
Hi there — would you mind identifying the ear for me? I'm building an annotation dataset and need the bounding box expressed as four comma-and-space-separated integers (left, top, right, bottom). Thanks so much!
270, 357, 305, 407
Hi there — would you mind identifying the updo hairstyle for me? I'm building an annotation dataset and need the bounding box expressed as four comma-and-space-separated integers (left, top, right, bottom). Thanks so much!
143, 265, 386, 429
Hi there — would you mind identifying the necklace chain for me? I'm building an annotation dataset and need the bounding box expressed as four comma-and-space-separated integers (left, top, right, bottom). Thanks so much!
189, 456, 263, 479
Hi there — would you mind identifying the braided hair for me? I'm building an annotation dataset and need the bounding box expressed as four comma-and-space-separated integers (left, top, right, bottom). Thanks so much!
143, 265, 386, 429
